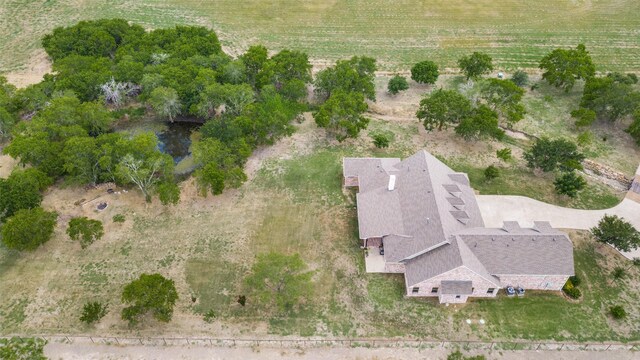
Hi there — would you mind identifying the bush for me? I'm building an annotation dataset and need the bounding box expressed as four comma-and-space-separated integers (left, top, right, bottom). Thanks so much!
484, 165, 500, 180
67, 217, 104, 249
510, 70, 529, 87
496, 148, 512, 161
562, 279, 582, 299
554, 171, 586, 198
387, 75, 409, 95
610, 305, 627, 319
612, 267, 627, 280
411, 60, 439, 85
372, 133, 390, 148
569, 275, 581, 287
113, 214, 126, 223
203, 309, 216, 323
121, 273, 178, 326
80, 302, 108, 324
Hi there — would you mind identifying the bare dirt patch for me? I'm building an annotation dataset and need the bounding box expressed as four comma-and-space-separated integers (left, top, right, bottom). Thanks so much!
3, 49, 51, 88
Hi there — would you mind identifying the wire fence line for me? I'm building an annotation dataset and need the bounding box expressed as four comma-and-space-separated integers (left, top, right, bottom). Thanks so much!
2, 335, 640, 352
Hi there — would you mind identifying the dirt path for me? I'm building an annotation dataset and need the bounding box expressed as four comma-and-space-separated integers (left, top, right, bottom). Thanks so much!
43, 342, 640, 360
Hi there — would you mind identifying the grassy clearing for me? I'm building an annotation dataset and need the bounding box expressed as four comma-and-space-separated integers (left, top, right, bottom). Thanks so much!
2, 1, 640, 74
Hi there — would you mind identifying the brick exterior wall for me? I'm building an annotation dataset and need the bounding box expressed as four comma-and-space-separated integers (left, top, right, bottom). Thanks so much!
384, 262, 406, 273
438, 294, 469, 304
405, 266, 500, 302
496, 274, 569, 291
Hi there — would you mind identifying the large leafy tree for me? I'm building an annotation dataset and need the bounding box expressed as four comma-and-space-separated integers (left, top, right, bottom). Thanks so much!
458, 52, 493, 81
121, 273, 178, 326
1, 207, 58, 251
524, 137, 585, 172
52, 55, 113, 101
628, 109, 640, 145
313, 90, 369, 141
67, 217, 104, 249
257, 49, 312, 101
0, 168, 52, 222
454, 105, 504, 140
193, 83, 254, 118
314, 56, 377, 101
416, 89, 472, 131
116, 152, 174, 202
591, 215, 640, 252
579, 75, 640, 122
192, 137, 251, 196
410, 60, 439, 84
479, 79, 526, 126
539, 44, 595, 92
244, 253, 313, 311
554, 171, 587, 198
148, 86, 181, 122
241, 44, 269, 87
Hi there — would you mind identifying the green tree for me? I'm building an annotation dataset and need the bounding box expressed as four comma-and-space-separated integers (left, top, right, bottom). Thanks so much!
484, 165, 500, 180
571, 108, 597, 127
455, 105, 504, 140
554, 171, 586, 198
458, 52, 493, 81
0, 107, 16, 138
372, 133, 390, 148
0, 168, 52, 221
157, 181, 180, 205
52, 55, 113, 101
241, 44, 269, 87
67, 217, 104, 249
410, 60, 439, 84
524, 137, 585, 172
244, 253, 313, 311
579, 76, 640, 122
1, 207, 57, 251
610, 305, 627, 319
416, 89, 472, 131
193, 83, 254, 118
591, 214, 640, 252
121, 273, 178, 326
510, 70, 529, 87
479, 79, 526, 126
80, 302, 108, 324
0, 338, 47, 360
314, 56, 377, 101
313, 90, 369, 141
192, 137, 250, 196
116, 152, 174, 202
257, 49, 312, 101
219, 60, 247, 84
387, 75, 409, 95
149, 87, 181, 122
195, 162, 226, 196
539, 44, 595, 92
496, 148, 512, 161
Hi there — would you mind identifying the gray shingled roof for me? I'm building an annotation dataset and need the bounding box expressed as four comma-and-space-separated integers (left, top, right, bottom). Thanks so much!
441, 281, 473, 295
345, 150, 575, 286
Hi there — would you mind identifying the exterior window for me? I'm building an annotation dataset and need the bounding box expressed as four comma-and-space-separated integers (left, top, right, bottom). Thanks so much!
487, 288, 495, 294
431, 287, 438, 293
455, 295, 461, 299
412, 287, 419, 294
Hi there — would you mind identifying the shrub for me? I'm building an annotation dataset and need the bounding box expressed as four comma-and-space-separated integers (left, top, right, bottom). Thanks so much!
484, 165, 500, 180
554, 171, 586, 198
387, 75, 409, 95
372, 133, 390, 148
496, 148, 512, 161
562, 280, 582, 299
612, 267, 627, 280
510, 70, 529, 87
569, 275, 581, 287
203, 309, 216, 323
113, 214, 126, 223
410, 60, 439, 84
237, 295, 247, 306
633, 258, 640, 267
80, 302, 108, 324
524, 137, 584, 172
610, 305, 627, 319
67, 217, 104, 249
121, 273, 178, 326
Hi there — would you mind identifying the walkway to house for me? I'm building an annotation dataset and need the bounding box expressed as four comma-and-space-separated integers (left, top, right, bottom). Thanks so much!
364, 249, 386, 273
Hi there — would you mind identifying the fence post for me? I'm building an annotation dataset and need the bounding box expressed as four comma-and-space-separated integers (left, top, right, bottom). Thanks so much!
606, 344, 611, 351
559, 343, 564, 350
536, 343, 540, 351
90, 336, 94, 344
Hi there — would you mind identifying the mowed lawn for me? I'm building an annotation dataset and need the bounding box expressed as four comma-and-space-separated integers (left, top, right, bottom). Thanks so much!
2, 0, 640, 73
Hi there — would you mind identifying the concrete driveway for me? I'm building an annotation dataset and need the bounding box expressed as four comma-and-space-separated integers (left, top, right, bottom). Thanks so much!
477, 195, 640, 259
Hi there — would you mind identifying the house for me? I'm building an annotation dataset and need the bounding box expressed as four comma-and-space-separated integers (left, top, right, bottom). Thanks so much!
343, 150, 574, 304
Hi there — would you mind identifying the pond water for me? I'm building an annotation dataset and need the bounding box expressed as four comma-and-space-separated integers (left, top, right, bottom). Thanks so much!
156, 121, 200, 164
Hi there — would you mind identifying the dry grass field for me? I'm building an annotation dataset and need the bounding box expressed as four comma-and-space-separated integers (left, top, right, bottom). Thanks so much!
2, 0, 640, 78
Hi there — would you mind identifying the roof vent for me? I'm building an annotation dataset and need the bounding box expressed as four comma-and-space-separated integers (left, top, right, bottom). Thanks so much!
388, 175, 396, 191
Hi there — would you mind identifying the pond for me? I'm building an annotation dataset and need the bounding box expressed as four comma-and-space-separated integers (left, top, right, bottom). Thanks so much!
156, 121, 201, 174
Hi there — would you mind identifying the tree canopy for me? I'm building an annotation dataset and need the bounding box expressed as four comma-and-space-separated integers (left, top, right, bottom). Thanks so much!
1, 207, 58, 251
387, 75, 409, 95
479, 79, 526, 126
410, 60, 439, 84
524, 138, 585, 172
416, 89, 472, 131
539, 44, 595, 92
554, 171, 587, 198
121, 273, 178, 326
0, 168, 52, 222
458, 52, 493, 81
591, 215, 640, 252
313, 90, 369, 141
314, 56, 377, 101
67, 217, 104, 249
454, 105, 504, 140
579, 74, 640, 122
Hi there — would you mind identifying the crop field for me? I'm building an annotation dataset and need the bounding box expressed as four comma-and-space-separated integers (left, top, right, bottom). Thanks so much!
2, 0, 640, 76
